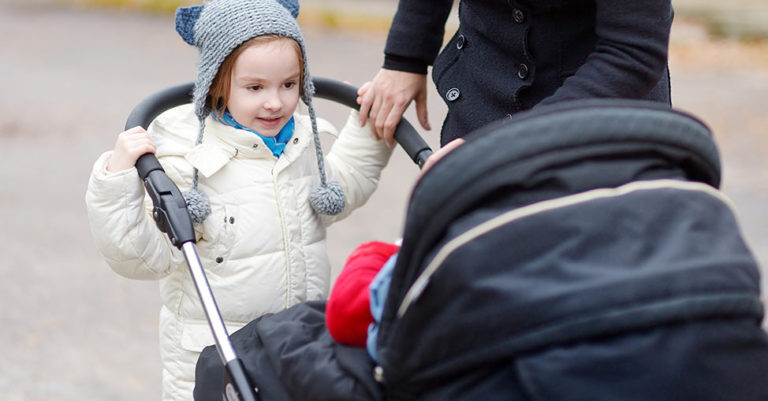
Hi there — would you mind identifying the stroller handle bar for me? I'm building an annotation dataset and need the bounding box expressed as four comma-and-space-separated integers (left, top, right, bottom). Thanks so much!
125, 77, 433, 173
311, 78, 433, 167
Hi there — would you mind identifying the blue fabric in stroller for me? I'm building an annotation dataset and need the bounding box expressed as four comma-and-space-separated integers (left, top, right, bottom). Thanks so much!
194, 99, 768, 400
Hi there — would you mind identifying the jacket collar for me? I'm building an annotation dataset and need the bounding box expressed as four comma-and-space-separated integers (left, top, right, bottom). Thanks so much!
185, 113, 316, 178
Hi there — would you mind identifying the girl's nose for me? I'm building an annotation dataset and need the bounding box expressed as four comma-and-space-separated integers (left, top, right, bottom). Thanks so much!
264, 91, 282, 111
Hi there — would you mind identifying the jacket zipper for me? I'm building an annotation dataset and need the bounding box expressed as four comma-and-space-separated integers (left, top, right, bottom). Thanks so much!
272, 167, 291, 308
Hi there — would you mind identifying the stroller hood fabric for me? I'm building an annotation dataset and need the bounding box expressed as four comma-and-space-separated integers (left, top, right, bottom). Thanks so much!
194, 301, 381, 401
375, 100, 765, 399
195, 99, 767, 401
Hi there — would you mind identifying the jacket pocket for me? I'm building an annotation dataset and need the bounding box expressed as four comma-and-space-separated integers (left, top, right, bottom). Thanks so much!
180, 319, 246, 352
180, 320, 215, 352
197, 201, 238, 270
432, 31, 462, 88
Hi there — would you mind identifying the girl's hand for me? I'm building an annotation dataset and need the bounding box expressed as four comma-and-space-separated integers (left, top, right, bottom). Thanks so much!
107, 126, 157, 172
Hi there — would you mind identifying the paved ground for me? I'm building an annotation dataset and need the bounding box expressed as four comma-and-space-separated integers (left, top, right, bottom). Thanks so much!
0, 2, 766, 400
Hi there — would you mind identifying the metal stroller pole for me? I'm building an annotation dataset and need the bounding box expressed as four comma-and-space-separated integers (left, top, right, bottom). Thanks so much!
181, 243, 257, 401
181, 242, 237, 364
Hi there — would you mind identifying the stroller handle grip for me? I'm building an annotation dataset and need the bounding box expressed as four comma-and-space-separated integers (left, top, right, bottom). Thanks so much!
311, 77, 433, 167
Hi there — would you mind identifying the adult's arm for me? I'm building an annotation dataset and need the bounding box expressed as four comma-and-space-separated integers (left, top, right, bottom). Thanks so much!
358, 0, 453, 143
539, 0, 673, 105
382, 0, 455, 74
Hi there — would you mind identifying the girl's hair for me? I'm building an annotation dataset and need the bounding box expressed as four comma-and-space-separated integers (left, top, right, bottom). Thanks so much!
207, 35, 304, 118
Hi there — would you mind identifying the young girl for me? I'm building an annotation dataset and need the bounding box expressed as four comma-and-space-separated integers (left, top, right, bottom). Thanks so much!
84, 1, 392, 400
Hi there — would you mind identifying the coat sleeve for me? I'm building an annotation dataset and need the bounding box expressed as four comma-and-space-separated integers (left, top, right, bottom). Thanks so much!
538, 0, 673, 105
322, 110, 394, 226
85, 151, 180, 280
382, 0, 454, 73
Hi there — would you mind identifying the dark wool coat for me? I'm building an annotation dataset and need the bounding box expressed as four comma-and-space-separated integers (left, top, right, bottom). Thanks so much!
383, 0, 673, 145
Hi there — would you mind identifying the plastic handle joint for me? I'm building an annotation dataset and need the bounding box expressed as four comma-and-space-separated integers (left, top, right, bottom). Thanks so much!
138, 154, 196, 248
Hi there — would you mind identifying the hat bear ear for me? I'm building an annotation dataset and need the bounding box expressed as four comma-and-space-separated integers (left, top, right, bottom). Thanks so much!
276, 0, 300, 18
175, 4, 205, 45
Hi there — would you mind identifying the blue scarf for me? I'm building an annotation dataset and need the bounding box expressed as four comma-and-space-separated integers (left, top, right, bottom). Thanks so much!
214, 110, 295, 158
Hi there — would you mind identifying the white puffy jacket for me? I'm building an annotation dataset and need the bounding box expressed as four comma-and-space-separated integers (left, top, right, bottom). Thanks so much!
85, 104, 392, 400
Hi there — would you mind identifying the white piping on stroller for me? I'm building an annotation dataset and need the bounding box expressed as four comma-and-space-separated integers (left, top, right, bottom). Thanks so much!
398, 178, 736, 317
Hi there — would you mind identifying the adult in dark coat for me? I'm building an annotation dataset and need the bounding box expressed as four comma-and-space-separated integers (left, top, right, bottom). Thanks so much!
357, 0, 674, 146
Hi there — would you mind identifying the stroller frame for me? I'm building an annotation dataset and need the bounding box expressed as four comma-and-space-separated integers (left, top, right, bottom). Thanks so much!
124, 77, 432, 401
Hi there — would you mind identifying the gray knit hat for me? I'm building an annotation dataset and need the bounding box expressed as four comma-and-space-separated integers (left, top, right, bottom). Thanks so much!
175, 0, 345, 224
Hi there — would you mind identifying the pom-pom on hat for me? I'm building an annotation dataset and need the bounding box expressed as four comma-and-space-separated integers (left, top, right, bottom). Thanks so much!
174, 0, 346, 225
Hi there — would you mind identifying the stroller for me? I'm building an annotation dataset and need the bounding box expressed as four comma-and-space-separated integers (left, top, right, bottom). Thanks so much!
130, 84, 768, 400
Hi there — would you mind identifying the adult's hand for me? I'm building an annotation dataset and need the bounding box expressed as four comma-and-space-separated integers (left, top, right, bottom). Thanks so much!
357, 69, 431, 147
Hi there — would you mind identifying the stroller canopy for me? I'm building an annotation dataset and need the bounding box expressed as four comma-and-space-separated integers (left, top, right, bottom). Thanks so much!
376, 99, 762, 397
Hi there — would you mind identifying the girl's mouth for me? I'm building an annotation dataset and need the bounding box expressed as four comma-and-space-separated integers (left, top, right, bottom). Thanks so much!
258, 116, 282, 126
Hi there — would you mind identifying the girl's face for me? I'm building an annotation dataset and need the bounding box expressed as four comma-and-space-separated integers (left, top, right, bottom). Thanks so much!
227, 38, 301, 137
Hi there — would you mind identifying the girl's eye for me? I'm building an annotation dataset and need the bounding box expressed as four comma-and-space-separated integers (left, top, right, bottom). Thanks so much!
248, 85, 261, 91
283, 81, 296, 89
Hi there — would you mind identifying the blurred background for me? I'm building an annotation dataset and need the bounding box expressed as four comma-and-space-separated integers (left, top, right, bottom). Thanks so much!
1, 0, 766, 400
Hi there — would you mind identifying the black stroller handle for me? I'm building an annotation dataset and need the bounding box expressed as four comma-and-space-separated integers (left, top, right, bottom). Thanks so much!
311, 78, 433, 167
125, 77, 433, 247
126, 77, 433, 171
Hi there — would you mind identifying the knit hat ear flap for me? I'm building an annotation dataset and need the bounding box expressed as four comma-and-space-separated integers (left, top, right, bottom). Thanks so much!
183, 115, 213, 225
298, 49, 345, 215
306, 100, 346, 215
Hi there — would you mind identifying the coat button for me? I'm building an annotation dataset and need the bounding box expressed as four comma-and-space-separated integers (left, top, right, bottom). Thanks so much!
513, 8, 526, 24
229, 216, 235, 224
216, 257, 224, 263
252, 143, 259, 149
517, 63, 529, 80
445, 88, 461, 102
293, 137, 299, 144
373, 366, 385, 383
456, 34, 466, 50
